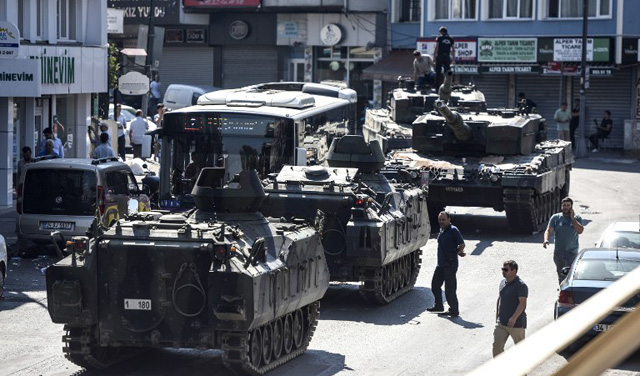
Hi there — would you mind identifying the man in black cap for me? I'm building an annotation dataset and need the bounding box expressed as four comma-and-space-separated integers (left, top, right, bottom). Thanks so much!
433, 26, 455, 88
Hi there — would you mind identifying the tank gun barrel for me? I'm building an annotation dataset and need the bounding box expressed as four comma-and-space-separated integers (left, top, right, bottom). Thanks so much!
435, 100, 471, 141
438, 71, 454, 102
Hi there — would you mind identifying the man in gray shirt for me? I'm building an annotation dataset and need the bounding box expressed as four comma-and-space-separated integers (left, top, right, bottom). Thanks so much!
543, 197, 584, 283
413, 50, 435, 91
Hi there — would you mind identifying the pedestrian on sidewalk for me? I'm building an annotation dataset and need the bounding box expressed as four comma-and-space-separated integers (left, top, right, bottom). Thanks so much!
17, 146, 34, 181
569, 99, 580, 147
554, 102, 571, 141
93, 133, 116, 159
589, 110, 613, 153
37, 127, 64, 158
129, 109, 149, 159
543, 197, 584, 283
427, 211, 466, 317
114, 104, 127, 161
493, 260, 528, 357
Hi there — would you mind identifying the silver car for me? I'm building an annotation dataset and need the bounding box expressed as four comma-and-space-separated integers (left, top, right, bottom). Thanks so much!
595, 222, 640, 249
16, 158, 150, 252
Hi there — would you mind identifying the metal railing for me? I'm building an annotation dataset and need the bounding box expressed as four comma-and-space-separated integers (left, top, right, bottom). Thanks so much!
466, 266, 640, 376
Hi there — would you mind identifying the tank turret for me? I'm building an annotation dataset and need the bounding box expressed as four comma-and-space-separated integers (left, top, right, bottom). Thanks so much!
434, 100, 470, 142
438, 71, 454, 102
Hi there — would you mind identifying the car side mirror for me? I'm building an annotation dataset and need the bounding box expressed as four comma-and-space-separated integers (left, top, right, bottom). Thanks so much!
561, 266, 570, 276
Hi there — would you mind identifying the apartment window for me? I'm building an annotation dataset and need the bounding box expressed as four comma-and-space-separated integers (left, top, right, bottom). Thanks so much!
435, 0, 477, 20
57, 0, 77, 40
36, 0, 44, 38
488, 0, 533, 19
548, 0, 611, 18
17, 0, 24, 38
400, 0, 422, 22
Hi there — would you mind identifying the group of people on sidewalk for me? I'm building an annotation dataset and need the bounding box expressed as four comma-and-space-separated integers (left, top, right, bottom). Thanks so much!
554, 101, 612, 152
425, 196, 583, 357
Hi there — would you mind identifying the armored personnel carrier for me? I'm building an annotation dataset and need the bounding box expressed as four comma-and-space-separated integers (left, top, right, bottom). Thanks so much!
363, 72, 486, 152
260, 136, 430, 304
45, 168, 330, 375
384, 99, 572, 233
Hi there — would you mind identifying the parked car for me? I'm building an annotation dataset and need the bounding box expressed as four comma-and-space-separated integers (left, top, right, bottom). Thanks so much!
595, 221, 640, 249
554, 247, 640, 341
163, 84, 219, 110
16, 158, 151, 253
107, 103, 157, 150
0, 234, 7, 298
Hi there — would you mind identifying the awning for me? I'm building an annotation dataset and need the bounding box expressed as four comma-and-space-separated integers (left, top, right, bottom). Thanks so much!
120, 48, 147, 57
362, 50, 414, 82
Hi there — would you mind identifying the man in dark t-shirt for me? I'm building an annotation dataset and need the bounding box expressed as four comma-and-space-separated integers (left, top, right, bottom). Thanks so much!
493, 260, 528, 357
589, 110, 613, 152
569, 99, 580, 147
433, 26, 455, 88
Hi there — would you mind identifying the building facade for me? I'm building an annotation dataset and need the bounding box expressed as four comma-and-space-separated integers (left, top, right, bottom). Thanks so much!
380, 0, 640, 147
0, 0, 108, 209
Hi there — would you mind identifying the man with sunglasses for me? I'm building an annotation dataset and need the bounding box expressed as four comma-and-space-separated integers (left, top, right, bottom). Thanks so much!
427, 211, 465, 317
493, 260, 528, 357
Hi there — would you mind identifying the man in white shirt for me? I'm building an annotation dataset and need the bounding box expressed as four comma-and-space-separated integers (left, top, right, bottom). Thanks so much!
129, 109, 149, 159
114, 104, 127, 160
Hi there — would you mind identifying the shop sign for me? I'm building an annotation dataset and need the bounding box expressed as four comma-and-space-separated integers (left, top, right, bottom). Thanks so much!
621, 38, 639, 64
0, 21, 20, 58
229, 20, 250, 40
478, 38, 537, 63
118, 71, 149, 95
166, 29, 184, 43
479, 65, 540, 74
186, 29, 206, 44
277, 21, 299, 38
320, 24, 342, 46
543, 62, 579, 75
552, 38, 611, 62
0, 59, 40, 97
107, 8, 124, 34
416, 38, 477, 62
588, 67, 613, 76
183, 0, 260, 7
108, 1, 180, 24
451, 65, 478, 74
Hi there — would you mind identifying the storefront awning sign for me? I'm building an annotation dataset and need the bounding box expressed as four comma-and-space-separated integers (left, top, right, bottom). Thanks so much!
417, 38, 477, 62
118, 71, 149, 95
479, 65, 540, 74
553, 38, 611, 62
451, 65, 478, 74
107, 8, 124, 34
0, 59, 40, 97
478, 38, 537, 63
0, 21, 20, 58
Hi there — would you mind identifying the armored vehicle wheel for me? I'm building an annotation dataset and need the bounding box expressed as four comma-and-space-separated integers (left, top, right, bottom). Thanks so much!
560, 168, 570, 199
283, 313, 293, 354
272, 318, 284, 359
262, 324, 273, 365
504, 188, 554, 234
292, 309, 304, 349
249, 329, 262, 368
63, 325, 135, 370
360, 250, 423, 304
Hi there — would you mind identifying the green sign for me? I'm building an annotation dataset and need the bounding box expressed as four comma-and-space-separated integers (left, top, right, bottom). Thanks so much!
478, 38, 537, 63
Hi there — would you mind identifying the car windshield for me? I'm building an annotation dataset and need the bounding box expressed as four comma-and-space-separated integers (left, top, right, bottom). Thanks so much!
573, 258, 640, 281
601, 231, 640, 249
23, 169, 97, 215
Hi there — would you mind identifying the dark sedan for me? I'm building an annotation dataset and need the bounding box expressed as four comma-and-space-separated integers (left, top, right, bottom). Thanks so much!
554, 248, 640, 338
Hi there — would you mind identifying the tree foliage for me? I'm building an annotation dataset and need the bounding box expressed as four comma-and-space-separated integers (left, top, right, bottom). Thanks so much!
108, 42, 120, 89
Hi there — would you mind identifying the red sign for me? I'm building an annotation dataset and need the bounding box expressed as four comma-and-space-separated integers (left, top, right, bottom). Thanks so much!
183, 0, 260, 7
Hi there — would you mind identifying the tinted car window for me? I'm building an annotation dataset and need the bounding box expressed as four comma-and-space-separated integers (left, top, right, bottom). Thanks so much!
573, 258, 640, 281
106, 170, 130, 195
23, 169, 97, 215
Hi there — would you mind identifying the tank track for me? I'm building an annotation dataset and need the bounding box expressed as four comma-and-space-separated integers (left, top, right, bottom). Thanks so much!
504, 187, 561, 234
62, 325, 140, 370
221, 301, 320, 375
359, 250, 422, 304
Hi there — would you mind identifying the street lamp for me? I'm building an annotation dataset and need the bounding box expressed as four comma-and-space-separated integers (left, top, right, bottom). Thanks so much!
576, 0, 589, 158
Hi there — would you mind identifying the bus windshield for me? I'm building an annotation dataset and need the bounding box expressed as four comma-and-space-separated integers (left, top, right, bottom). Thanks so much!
160, 112, 295, 200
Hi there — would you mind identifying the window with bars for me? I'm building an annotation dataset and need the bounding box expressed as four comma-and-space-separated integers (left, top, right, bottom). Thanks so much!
435, 0, 477, 20
400, 0, 422, 22
57, 0, 77, 40
547, 0, 611, 18
488, 0, 534, 19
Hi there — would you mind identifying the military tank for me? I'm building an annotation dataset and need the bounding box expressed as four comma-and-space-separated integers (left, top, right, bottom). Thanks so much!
383, 98, 572, 234
363, 72, 486, 152
45, 168, 330, 375
260, 135, 430, 304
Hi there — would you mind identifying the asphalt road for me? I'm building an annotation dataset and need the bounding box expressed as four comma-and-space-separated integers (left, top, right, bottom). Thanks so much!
1, 154, 639, 376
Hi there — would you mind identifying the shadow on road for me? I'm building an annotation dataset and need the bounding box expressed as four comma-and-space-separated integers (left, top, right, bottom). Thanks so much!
435, 312, 484, 329
320, 284, 431, 326
76, 348, 346, 376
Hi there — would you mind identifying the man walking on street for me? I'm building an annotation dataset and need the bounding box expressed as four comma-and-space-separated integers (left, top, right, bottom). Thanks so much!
114, 104, 127, 161
493, 260, 528, 357
543, 197, 584, 283
129, 109, 149, 159
427, 211, 466, 317
433, 26, 455, 88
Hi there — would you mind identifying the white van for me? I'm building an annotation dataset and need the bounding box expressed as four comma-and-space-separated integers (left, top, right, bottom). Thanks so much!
163, 84, 219, 110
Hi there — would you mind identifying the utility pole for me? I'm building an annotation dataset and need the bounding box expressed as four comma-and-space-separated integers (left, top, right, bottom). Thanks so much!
576, 0, 589, 158
144, 0, 155, 116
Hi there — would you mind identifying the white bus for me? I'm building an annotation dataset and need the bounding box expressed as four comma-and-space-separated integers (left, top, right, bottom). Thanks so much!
157, 82, 357, 211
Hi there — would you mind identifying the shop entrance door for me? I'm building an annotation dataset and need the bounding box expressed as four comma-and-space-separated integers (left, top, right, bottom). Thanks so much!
288, 60, 305, 82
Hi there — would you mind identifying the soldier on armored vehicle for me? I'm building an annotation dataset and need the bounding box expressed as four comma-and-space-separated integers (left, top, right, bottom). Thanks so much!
46, 167, 330, 375
261, 135, 430, 304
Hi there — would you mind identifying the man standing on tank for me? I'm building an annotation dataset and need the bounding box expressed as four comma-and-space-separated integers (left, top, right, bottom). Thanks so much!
433, 26, 455, 88
543, 197, 584, 283
427, 211, 466, 317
